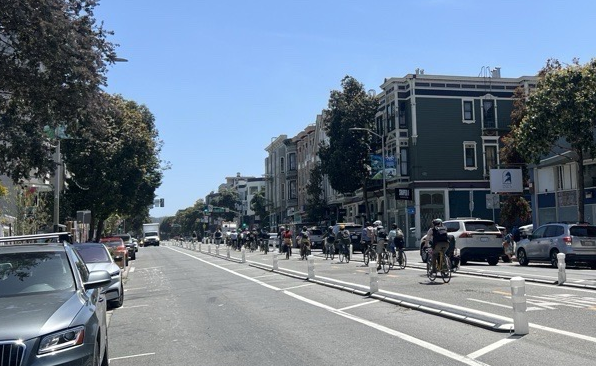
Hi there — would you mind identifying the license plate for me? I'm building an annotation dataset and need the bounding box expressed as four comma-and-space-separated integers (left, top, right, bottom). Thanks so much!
581, 240, 595, 246
480, 237, 489, 242
351, 235, 358, 239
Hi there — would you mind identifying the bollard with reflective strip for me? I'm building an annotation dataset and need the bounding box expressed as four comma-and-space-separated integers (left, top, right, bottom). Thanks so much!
510, 276, 529, 335
307, 255, 315, 279
369, 261, 379, 293
557, 252, 566, 285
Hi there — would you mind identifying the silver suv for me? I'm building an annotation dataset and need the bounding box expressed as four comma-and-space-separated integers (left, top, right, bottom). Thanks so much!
516, 222, 596, 268
421, 218, 503, 265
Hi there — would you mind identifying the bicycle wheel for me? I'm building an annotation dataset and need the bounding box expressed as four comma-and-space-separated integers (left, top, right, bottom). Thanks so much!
388, 252, 395, 270
339, 251, 345, 263
382, 252, 390, 273
330, 246, 335, 260
427, 259, 436, 282
398, 250, 407, 269
441, 254, 452, 283
363, 249, 370, 265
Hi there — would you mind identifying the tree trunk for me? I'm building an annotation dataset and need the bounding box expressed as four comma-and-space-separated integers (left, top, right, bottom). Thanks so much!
95, 218, 105, 242
577, 150, 585, 223
363, 179, 369, 224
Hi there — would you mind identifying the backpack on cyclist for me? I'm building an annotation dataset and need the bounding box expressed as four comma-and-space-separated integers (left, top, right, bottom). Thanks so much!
393, 235, 405, 250
432, 225, 449, 245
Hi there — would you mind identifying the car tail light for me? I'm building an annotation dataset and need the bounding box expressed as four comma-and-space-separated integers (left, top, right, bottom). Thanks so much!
563, 236, 572, 245
459, 232, 472, 238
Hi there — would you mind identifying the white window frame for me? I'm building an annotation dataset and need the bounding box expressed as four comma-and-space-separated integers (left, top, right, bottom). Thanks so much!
463, 141, 477, 170
480, 95, 497, 129
482, 138, 499, 177
462, 99, 475, 123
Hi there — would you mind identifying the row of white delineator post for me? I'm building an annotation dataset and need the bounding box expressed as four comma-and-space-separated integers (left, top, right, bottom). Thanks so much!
174, 239, 560, 336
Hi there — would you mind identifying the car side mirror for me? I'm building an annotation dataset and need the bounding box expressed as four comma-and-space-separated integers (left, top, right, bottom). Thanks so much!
84, 270, 112, 290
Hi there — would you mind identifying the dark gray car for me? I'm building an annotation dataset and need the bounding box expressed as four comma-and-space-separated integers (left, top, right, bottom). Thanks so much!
0, 236, 111, 366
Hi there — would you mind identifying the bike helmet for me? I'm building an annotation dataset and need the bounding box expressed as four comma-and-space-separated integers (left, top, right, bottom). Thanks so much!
328, 226, 334, 231
339, 224, 345, 230
432, 218, 443, 226
373, 220, 382, 227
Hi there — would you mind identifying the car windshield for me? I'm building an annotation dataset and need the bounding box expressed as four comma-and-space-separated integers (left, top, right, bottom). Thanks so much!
75, 246, 111, 263
463, 221, 499, 232
145, 231, 158, 236
0, 251, 75, 297
570, 226, 596, 237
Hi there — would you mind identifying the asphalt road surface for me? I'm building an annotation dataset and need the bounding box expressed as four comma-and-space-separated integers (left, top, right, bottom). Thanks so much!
106, 242, 596, 366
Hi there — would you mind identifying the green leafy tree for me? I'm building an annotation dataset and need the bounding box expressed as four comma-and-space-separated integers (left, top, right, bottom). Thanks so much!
250, 189, 269, 227
210, 188, 239, 222
0, 0, 117, 183
60, 94, 164, 239
305, 162, 327, 223
318, 76, 378, 218
499, 87, 532, 227
513, 58, 596, 222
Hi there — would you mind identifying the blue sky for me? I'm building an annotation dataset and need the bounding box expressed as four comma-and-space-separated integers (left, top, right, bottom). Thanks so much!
95, 0, 596, 217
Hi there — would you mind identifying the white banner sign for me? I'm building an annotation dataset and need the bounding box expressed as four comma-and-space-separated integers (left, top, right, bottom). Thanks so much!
490, 169, 523, 193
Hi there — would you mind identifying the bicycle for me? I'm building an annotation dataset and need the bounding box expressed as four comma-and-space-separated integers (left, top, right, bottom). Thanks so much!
379, 244, 393, 273
325, 240, 335, 260
363, 243, 377, 266
300, 241, 311, 260
426, 246, 451, 283
338, 242, 350, 263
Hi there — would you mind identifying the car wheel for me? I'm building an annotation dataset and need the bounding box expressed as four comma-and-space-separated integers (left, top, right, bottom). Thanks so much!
517, 248, 529, 266
130, 251, 136, 261
549, 249, 559, 268
101, 336, 109, 366
487, 257, 499, 266
109, 286, 124, 309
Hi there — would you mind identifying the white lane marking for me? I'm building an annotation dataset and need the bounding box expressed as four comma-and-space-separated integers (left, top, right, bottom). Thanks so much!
170, 247, 596, 345
109, 352, 155, 361
467, 298, 544, 311
280, 284, 315, 291
166, 247, 280, 291
284, 291, 489, 366
252, 274, 278, 279
339, 300, 380, 312
118, 305, 149, 309
467, 336, 519, 359
133, 266, 164, 271
123, 287, 147, 292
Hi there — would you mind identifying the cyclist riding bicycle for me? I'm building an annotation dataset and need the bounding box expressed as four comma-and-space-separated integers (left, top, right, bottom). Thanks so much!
338, 224, 351, 257
361, 222, 374, 260
323, 226, 336, 258
426, 218, 450, 273
297, 226, 311, 259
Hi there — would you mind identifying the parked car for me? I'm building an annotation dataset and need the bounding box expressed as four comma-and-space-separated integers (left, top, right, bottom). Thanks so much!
100, 237, 128, 267
0, 233, 111, 366
74, 242, 124, 308
516, 222, 596, 268
332, 223, 363, 252
308, 228, 324, 249
420, 218, 503, 265
113, 233, 136, 260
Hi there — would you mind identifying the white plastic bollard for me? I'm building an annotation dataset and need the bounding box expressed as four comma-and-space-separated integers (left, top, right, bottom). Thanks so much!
307, 255, 315, 279
349, 244, 354, 258
198, 242, 201, 252
227, 245, 231, 258
241, 247, 246, 263
557, 253, 566, 285
369, 261, 379, 293
208, 244, 211, 254
216, 245, 220, 256
510, 277, 529, 335
273, 253, 279, 270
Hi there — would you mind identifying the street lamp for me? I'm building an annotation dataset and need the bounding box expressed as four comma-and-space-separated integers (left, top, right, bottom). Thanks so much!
349, 127, 387, 226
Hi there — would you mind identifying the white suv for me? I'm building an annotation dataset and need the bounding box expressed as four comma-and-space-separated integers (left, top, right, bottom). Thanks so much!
420, 218, 504, 266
